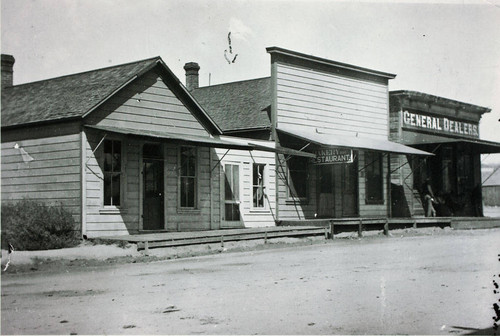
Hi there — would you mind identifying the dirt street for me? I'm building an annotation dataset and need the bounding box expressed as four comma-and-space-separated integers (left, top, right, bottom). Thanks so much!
2, 228, 499, 335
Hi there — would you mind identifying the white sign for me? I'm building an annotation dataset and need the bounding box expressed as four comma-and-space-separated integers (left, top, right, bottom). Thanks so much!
311, 148, 353, 165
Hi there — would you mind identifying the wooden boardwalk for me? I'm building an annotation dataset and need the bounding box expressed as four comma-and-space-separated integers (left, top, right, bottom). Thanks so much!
98, 216, 500, 253
99, 226, 328, 252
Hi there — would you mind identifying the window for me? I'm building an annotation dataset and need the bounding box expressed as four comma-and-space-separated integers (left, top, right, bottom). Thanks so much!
103, 139, 122, 206
365, 151, 383, 204
288, 156, 308, 199
180, 146, 197, 208
224, 164, 240, 221
252, 163, 266, 208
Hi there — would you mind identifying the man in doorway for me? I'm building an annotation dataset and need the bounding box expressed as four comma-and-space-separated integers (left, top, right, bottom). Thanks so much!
422, 178, 437, 217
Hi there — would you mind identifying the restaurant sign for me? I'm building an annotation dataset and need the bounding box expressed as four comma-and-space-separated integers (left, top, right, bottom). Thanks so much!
402, 110, 479, 138
311, 148, 353, 165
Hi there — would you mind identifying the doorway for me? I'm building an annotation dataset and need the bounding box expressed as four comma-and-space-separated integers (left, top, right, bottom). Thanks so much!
316, 161, 358, 218
221, 163, 242, 228
142, 143, 164, 230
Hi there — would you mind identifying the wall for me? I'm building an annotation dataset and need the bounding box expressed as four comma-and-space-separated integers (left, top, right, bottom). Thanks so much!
275, 63, 389, 139
215, 146, 277, 227
1, 122, 82, 228
86, 70, 210, 137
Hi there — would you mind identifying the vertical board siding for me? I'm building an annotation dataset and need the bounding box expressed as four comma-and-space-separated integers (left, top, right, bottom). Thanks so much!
276, 63, 389, 139
1, 129, 82, 227
215, 148, 277, 228
87, 72, 210, 137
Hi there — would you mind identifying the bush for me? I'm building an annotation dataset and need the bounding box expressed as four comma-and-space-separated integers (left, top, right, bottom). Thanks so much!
1, 199, 79, 251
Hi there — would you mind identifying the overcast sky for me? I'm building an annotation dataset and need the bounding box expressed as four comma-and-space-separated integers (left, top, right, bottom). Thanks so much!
2, 0, 499, 160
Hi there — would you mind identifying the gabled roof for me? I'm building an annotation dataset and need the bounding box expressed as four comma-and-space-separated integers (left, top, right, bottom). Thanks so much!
191, 77, 271, 133
1, 57, 160, 128
1, 57, 222, 134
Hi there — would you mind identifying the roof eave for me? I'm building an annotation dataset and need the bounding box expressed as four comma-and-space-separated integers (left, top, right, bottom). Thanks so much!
266, 46, 396, 80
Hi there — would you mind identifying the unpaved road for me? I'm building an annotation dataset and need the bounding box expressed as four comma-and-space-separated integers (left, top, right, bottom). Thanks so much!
2, 229, 499, 335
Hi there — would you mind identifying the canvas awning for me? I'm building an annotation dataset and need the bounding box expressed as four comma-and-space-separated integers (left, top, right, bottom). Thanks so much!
85, 125, 256, 150
277, 126, 433, 156
84, 125, 316, 157
405, 137, 500, 154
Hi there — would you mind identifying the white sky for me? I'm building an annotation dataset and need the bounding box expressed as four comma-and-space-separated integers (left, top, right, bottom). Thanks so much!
2, 0, 500, 161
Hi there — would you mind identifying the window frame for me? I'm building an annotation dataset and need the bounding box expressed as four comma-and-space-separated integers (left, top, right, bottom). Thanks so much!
101, 138, 125, 211
178, 146, 198, 210
252, 162, 267, 209
364, 151, 384, 205
287, 156, 309, 202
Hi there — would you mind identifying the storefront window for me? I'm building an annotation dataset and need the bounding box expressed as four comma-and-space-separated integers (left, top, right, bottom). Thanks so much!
180, 146, 197, 208
365, 151, 383, 204
103, 139, 122, 206
288, 156, 308, 199
253, 163, 266, 208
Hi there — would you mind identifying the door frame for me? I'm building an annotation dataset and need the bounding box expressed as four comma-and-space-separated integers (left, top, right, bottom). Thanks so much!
139, 141, 167, 231
220, 162, 244, 228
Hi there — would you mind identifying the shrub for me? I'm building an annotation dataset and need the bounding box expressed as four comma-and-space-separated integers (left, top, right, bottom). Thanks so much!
1, 199, 79, 251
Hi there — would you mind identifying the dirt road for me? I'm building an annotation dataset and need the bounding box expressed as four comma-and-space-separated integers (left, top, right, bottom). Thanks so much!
2, 228, 499, 335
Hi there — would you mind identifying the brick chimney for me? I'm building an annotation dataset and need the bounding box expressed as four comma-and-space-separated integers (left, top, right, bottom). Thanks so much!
184, 62, 200, 91
1, 54, 15, 89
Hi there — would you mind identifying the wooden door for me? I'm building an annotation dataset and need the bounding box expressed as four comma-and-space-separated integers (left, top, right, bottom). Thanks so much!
221, 164, 242, 228
341, 162, 358, 217
142, 144, 164, 230
317, 165, 334, 218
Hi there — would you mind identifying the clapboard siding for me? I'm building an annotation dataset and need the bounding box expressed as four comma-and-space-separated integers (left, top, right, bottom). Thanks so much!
1, 125, 82, 226
215, 146, 277, 228
87, 71, 210, 137
85, 132, 141, 237
276, 63, 388, 139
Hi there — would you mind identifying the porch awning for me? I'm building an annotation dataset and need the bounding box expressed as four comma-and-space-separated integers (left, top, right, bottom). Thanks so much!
84, 125, 315, 157
405, 137, 500, 154
277, 126, 432, 156
85, 125, 255, 150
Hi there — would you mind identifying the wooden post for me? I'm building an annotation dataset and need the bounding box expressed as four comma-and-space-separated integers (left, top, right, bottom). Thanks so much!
413, 220, 417, 229
221, 235, 224, 248
144, 241, 149, 256
384, 219, 389, 236
324, 227, 328, 239
330, 221, 335, 240
264, 231, 268, 244
358, 219, 363, 238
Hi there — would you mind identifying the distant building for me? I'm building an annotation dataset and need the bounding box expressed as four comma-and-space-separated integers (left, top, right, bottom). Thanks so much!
482, 165, 500, 207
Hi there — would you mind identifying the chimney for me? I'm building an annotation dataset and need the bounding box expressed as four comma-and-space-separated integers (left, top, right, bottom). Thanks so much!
184, 62, 200, 91
1, 54, 15, 88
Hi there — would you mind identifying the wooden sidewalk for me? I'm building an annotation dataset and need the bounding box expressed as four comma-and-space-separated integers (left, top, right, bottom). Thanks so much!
97, 216, 500, 253
99, 226, 328, 252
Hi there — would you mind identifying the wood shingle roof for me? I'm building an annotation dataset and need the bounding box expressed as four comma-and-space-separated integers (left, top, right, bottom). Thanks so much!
191, 77, 271, 133
1, 57, 160, 128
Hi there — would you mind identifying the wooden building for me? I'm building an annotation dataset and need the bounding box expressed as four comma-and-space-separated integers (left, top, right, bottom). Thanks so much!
193, 47, 430, 224
1, 55, 278, 237
389, 91, 500, 217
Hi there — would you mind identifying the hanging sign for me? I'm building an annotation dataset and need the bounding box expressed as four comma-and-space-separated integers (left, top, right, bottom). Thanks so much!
311, 148, 353, 165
